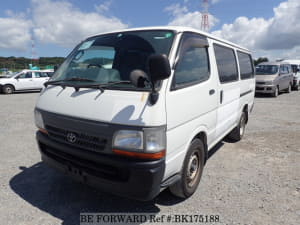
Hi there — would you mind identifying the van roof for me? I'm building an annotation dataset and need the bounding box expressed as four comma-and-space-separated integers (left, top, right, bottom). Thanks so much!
282, 59, 300, 64
258, 61, 285, 66
89, 26, 250, 53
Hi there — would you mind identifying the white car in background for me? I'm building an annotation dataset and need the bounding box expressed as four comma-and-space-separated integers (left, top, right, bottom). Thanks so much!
0, 70, 53, 94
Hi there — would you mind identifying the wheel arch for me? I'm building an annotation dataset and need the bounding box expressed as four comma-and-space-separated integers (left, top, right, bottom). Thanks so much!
3, 83, 15, 90
242, 104, 249, 124
189, 129, 208, 164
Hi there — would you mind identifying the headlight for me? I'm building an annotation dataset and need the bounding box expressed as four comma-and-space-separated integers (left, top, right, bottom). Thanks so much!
144, 127, 166, 152
112, 127, 166, 159
34, 109, 45, 129
113, 130, 143, 150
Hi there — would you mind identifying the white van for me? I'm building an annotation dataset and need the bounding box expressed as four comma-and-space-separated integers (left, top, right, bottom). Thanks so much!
34, 27, 255, 200
282, 60, 300, 90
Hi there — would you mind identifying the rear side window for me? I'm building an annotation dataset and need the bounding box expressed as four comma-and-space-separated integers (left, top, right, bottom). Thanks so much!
237, 51, 254, 79
35, 72, 48, 78
172, 33, 210, 89
214, 44, 238, 83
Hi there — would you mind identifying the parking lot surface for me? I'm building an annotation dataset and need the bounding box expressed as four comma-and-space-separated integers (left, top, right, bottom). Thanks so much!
0, 91, 299, 225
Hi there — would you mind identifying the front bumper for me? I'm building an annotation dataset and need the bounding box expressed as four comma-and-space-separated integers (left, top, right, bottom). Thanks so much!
36, 131, 165, 201
255, 85, 276, 93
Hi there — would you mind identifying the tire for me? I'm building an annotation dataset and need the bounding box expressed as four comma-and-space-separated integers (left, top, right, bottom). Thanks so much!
2, 84, 14, 94
286, 84, 291, 93
272, 86, 279, 97
296, 83, 300, 91
169, 138, 205, 199
227, 111, 247, 142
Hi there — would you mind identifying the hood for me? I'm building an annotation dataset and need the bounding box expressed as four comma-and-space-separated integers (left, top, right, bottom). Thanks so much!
36, 86, 166, 127
255, 74, 278, 82
0, 78, 12, 83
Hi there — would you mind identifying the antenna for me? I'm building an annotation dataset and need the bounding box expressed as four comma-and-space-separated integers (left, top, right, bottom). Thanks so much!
30, 36, 39, 65
201, 0, 210, 32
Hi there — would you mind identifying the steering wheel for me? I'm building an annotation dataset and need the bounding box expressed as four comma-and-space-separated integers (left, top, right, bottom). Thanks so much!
87, 64, 102, 68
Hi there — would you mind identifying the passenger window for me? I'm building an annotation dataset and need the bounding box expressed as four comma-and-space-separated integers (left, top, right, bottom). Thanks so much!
18, 72, 32, 79
237, 51, 254, 80
173, 33, 210, 89
214, 44, 238, 83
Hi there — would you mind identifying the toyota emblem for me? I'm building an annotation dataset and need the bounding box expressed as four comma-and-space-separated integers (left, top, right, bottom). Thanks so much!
67, 132, 77, 143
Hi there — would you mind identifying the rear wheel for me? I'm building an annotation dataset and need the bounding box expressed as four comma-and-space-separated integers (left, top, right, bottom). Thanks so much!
295, 83, 300, 91
169, 139, 205, 198
227, 111, 247, 142
2, 85, 14, 94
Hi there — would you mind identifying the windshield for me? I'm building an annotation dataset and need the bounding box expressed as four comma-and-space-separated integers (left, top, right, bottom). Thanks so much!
50, 30, 175, 89
256, 65, 279, 75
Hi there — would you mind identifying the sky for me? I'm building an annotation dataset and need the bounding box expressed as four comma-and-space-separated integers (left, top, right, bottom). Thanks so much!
0, 0, 299, 60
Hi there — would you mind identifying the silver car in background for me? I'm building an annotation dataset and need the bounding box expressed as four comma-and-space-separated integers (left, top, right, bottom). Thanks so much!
255, 62, 293, 97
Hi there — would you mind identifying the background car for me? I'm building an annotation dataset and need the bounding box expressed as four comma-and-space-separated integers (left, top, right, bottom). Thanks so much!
0, 69, 53, 94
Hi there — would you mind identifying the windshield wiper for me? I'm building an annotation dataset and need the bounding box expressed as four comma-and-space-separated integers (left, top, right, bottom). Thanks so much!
44, 77, 95, 87
76, 81, 132, 92
45, 79, 133, 92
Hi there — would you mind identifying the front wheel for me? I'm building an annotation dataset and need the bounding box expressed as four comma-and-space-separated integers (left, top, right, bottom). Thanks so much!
2, 85, 14, 94
272, 86, 279, 97
169, 139, 205, 199
286, 84, 291, 93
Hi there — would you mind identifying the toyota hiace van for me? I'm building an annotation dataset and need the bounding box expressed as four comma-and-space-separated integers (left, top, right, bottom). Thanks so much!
34, 27, 255, 200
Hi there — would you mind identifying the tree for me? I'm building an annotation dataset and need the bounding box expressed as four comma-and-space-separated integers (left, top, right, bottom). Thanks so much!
254, 57, 269, 66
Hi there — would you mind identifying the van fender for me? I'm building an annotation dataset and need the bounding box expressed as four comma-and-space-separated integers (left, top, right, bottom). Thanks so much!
182, 125, 209, 162
165, 125, 209, 181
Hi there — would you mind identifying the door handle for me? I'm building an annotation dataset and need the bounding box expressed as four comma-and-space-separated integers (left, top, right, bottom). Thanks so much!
220, 90, 223, 104
209, 89, 215, 95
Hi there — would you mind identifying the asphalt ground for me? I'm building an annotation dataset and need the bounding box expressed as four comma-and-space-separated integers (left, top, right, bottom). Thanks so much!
0, 90, 299, 225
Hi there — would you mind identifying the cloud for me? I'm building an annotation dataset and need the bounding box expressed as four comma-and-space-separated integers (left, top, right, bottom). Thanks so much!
0, 17, 32, 51
211, 0, 220, 4
32, 0, 128, 47
165, 3, 219, 30
212, 0, 300, 59
95, 0, 113, 14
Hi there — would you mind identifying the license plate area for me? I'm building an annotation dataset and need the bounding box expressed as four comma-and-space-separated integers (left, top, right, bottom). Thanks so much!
66, 165, 86, 183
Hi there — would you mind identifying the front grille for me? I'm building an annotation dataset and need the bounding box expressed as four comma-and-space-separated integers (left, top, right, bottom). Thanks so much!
46, 125, 107, 152
40, 143, 129, 182
256, 87, 264, 91
256, 82, 265, 85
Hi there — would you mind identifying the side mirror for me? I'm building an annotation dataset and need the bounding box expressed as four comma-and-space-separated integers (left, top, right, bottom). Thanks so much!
297, 68, 300, 72
130, 54, 171, 105
148, 54, 171, 84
